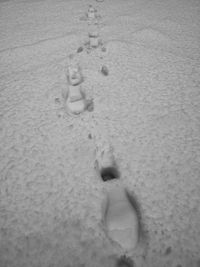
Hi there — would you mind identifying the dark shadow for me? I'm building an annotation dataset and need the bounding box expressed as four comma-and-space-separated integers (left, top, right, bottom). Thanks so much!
100, 166, 120, 182
116, 255, 134, 267
125, 189, 147, 245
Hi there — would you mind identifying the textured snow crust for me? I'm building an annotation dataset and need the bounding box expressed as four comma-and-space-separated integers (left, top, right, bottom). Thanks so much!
0, 0, 200, 266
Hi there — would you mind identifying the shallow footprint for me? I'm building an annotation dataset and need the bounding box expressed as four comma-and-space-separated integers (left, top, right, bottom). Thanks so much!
102, 185, 140, 252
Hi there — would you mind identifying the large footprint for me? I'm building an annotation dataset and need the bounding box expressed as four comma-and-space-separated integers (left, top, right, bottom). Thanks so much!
102, 184, 140, 252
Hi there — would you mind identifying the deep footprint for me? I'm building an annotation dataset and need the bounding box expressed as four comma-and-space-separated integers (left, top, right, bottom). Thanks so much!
100, 166, 120, 181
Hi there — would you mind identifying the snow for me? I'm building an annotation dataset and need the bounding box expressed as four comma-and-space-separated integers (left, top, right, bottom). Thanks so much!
0, 0, 200, 266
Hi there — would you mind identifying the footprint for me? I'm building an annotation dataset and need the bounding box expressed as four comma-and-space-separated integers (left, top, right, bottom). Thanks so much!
102, 185, 140, 252
94, 143, 120, 181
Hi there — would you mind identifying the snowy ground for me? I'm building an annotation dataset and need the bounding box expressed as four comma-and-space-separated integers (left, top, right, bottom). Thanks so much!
0, 0, 200, 266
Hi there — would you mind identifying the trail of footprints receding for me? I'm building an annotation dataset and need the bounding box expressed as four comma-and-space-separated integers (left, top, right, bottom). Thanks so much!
61, 4, 112, 164
57, 3, 146, 262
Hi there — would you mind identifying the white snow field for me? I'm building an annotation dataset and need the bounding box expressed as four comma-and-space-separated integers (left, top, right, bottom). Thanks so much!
0, 0, 200, 266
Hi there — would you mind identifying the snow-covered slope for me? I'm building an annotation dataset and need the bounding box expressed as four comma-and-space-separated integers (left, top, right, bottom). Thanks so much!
0, 0, 200, 266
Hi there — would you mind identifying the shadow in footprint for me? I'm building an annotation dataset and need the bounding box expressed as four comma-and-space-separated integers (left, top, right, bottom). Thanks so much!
100, 166, 120, 182
116, 255, 134, 267
125, 189, 148, 247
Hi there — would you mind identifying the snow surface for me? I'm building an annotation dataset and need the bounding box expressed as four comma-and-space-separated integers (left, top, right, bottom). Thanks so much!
0, 0, 200, 266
